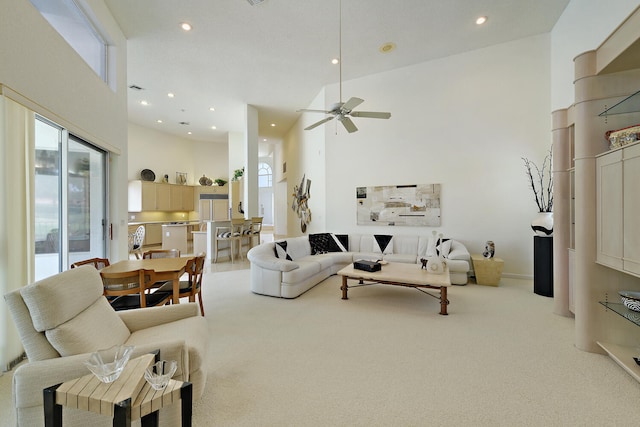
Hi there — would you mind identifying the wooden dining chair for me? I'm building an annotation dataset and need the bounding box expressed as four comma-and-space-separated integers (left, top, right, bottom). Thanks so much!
242, 216, 263, 252
214, 218, 245, 262
142, 249, 181, 259
70, 257, 110, 269
100, 268, 171, 311
158, 253, 206, 315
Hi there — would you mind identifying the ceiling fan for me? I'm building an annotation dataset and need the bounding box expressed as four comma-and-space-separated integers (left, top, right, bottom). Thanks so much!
297, 0, 391, 133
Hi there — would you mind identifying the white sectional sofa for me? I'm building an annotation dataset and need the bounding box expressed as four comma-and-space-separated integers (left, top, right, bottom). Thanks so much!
247, 233, 470, 298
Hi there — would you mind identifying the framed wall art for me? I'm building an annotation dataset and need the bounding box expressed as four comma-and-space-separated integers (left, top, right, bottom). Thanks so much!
356, 183, 441, 226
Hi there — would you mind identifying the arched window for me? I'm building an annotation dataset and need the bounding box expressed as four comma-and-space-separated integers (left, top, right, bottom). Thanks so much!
258, 162, 272, 188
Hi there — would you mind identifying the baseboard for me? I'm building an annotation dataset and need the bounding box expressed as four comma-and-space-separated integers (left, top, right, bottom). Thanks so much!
4, 352, 26, 372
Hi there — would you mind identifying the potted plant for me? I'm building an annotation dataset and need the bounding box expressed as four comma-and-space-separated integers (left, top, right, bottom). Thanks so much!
232, 167, 244, 181
522, 147, 553, 236
214, 178, 227, 186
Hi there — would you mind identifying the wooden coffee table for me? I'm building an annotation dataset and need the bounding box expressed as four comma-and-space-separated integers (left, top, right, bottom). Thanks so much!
337, 262, 451, 315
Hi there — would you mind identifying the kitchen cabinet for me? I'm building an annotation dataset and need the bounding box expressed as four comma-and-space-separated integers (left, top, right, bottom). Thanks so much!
145, 224, 162, 246
128, 181, 156, 212
156, 184, 171, 211
128, 180, 195, 212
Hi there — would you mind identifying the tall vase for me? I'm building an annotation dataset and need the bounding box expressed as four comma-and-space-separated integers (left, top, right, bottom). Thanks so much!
531, 212, 553, 237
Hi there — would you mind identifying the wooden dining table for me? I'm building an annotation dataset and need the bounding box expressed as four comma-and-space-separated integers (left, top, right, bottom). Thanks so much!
100, 257, 190, 304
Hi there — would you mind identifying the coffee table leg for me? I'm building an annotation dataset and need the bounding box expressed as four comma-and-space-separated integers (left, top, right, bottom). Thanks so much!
43, 384, 62, 427
341, 276, 348, 300
440, 287, 448, 315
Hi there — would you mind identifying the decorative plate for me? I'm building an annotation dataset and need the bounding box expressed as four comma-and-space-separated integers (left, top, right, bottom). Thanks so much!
141, 169, 155, 181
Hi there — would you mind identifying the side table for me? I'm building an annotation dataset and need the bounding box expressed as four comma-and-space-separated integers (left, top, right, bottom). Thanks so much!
43, 353, 192, 427
471, 254, 504, 286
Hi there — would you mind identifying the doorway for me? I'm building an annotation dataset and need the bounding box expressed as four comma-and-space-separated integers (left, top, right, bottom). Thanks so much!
34, 116, 108, 280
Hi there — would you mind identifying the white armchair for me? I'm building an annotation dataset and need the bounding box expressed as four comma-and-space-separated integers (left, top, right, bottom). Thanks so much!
4, 265, 209, 427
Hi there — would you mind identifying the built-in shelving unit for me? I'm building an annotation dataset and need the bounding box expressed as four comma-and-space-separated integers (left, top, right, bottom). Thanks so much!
599, 89, 640, 116
596, 341, 640, 383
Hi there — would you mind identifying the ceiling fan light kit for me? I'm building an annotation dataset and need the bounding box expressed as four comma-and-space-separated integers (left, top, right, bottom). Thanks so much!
298, 0, 391, 133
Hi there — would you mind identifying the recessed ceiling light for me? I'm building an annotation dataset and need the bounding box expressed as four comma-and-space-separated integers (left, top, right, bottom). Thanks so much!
209, 107, 215, 112
331, 58, 339, 65
140, 100, 149, 106
211, 126, 217, 130
476, 16, 487, 25
263, 138, 267, 142
167, 93, 175, 98
187, 131, 192, 135
181, 22, 192, 31
156, 119, 163, 123
379, 42, 396, 54
270, 123, 276, 127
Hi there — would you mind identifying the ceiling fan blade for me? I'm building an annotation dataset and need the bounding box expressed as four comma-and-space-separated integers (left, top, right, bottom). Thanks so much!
350, 111, 391, 119
341, 97, 364, 112
304, 116, 334, 131
339, 116, 358, 133
297, 108, 332, 114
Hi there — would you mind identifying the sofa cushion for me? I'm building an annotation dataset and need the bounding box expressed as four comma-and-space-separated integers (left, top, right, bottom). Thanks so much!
384, 253, 418, 263
282, 261, 321, 284
283, 237, 312, 259
309, 233, 348, 254
45, 298, 131, 357
360, 235, 394, 254
274, 241, 293, 260
299, 254, 335, 270
20, 265, 105, 332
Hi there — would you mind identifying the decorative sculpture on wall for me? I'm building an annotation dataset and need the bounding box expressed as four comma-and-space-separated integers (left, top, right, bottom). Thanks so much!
292, 174, 311, 232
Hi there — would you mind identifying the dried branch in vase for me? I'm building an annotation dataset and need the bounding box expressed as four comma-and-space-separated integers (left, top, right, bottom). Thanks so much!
522, 147, 553, 212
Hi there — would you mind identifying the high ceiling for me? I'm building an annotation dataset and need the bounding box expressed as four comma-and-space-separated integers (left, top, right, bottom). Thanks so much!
104, 0, 570, 144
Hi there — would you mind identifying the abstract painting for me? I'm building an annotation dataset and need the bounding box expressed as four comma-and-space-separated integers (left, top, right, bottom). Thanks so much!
356, 184, 441, 226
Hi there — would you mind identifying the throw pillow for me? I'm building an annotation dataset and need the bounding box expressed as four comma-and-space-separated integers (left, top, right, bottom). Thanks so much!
335, 234, 349, 251
436, 238, 452, 258
309, 233, 348, 254
45, 298, 131, 357
373, 235, 394, 254
274, 241, 293, 260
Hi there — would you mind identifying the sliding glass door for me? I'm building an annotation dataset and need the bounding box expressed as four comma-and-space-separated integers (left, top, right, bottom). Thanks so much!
34, 117, 107, 280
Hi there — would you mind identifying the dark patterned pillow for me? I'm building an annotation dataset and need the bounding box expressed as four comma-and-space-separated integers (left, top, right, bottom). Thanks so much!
334, 234, 349, 251
309, 233, 348, 254
436, 238, 451, 258
373, 234, 394, 254
274, 241, 293, 260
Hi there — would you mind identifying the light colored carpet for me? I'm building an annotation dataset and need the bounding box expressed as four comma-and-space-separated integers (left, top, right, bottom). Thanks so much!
3, 267, 640, 426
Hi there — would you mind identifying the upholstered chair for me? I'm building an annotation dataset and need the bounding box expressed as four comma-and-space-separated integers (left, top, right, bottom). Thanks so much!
4, 265, 209, 426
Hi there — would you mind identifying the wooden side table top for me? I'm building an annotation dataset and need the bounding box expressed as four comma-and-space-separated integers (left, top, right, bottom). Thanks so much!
54, 353, 184, 420
470, 254, 504, 263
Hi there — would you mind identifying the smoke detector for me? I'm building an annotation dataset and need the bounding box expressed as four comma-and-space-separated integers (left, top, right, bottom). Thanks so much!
246, 0, 266, 5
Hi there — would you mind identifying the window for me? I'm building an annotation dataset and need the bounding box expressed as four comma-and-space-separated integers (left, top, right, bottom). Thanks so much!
34, 116, 108, 280
258, 162, 272, 188
30, 0, 108, 81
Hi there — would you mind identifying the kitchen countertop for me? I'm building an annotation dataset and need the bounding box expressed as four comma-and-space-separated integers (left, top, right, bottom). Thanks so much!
128, 221, 200, 226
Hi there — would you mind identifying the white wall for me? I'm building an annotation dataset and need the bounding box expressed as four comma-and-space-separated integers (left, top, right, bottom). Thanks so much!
0, 0, 127, 368
283, 89, 328, 237
127, 122, 228, 185
551, 0, 640, 111
286, 34, 551, 277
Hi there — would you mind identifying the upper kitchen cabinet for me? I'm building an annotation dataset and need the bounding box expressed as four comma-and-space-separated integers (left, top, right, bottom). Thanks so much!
128, 180, 195, 212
